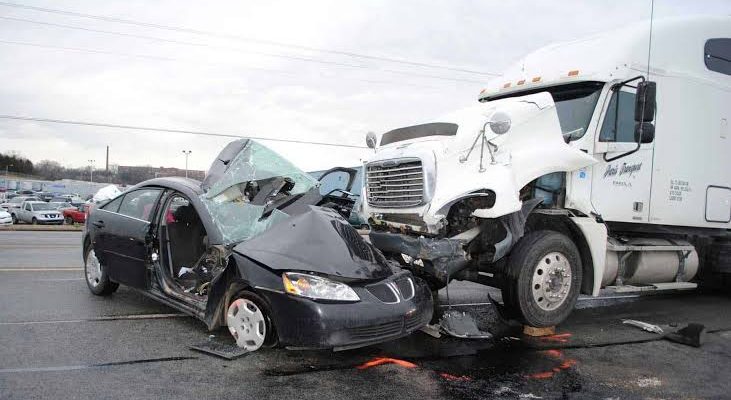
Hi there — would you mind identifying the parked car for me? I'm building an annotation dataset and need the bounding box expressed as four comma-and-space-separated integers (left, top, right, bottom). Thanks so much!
83, 139, 432, 352
63, 204, 89, 224
15, 201, 63, 224
1, 196, 40, 212
36, 192, 54, 202
49, 201, 74, 211
0, 209, 12, 225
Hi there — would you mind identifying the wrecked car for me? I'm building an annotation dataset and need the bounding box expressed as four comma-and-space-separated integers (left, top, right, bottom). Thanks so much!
83, 139, 433, 351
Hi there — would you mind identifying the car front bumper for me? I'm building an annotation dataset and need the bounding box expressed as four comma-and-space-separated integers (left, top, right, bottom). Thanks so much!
0, 217, 12, 225
36, 217, 64, 224
258, 272, 434, 350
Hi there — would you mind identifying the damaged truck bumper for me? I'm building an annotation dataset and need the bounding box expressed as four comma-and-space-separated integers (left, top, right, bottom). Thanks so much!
369, 231, 472, 288
259, 272, 433, 351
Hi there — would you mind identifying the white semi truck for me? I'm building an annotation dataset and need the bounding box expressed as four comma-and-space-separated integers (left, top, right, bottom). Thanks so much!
362, 17, 731, 327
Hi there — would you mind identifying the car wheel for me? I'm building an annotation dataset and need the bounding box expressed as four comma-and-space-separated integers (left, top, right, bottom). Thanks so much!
31, 217, 37, 225
226, 291, 277, 351
84, 247, 119, 296
65, 216, 73, 225
11, 213, 17, 224
502, 230, 582, 328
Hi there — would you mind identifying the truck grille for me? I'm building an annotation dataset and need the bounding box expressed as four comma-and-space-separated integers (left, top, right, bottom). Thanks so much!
366, 159, 424, 208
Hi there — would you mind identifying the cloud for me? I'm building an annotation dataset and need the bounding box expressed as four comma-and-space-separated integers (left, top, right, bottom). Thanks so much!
0, 0, 728, 172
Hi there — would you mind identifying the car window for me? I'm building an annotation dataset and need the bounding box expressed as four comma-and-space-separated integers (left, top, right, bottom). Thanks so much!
117, 189, 161, 222
599, 90, 637, 142
101, 196, 123, 213
24, 203, 31, 211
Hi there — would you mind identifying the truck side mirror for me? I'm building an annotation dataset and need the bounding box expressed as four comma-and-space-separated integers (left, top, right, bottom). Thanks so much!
365, 132, 378, 149
635, 81, 656, 123
634, 122, 655, 143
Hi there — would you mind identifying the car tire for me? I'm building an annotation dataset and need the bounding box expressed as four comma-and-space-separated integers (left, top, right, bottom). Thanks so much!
64, 216, 73, 225
501, 230, 582, 328
31, 217, 37, 225
84, 246, 119, 296
11, 213, 17, 224
226, 290, 278, 351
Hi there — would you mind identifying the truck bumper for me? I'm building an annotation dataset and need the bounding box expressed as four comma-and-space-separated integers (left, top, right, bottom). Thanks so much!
369, 231, 471, 288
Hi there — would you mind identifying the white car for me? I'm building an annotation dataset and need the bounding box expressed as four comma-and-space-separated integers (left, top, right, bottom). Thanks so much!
0, 209, 12, 225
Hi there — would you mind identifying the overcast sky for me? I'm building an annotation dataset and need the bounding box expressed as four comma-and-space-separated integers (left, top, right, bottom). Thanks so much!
0, 0, 729, 173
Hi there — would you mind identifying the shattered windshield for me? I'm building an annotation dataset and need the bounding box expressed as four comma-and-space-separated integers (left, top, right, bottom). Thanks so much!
200, 140, 319, 245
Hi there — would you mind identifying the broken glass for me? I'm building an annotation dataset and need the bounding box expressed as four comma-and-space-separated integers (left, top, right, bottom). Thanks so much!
200, 141, 318, 245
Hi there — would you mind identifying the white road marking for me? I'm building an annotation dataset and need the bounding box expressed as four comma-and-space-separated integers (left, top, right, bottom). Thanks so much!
0, 313, 188, 326
0, 268, 82, 271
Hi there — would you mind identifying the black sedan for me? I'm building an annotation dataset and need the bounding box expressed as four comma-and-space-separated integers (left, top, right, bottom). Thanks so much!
83, 139, 432, 351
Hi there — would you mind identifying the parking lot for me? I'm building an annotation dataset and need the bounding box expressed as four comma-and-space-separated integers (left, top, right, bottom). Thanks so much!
1, 230, 730, 399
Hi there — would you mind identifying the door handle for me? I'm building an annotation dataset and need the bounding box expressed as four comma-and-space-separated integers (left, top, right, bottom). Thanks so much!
92, 220, 105, 228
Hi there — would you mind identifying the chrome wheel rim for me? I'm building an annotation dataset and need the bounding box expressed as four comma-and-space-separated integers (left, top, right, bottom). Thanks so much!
226, 298, 266, 351
85, 249, 103, 288
531, 252, 572, 311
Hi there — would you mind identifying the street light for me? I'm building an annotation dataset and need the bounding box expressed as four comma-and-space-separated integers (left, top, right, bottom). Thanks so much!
182, 150, 192, 178
88, 159, 95, 183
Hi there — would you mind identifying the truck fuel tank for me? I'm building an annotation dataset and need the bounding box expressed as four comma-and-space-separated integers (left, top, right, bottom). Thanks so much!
603, 238, 699, 286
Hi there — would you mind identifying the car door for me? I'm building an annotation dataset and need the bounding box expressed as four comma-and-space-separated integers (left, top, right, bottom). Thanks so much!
93, 188, 162, 288
19, 202, 31, 222
590, 86, 655, 223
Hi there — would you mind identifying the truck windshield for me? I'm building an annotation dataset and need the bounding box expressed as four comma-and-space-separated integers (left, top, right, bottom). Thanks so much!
490, 81, 604, 141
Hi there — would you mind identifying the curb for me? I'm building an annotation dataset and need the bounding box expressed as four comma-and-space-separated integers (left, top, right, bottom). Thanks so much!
0, 225, 83, 232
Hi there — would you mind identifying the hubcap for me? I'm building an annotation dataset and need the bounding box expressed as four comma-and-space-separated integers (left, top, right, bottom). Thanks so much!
85, 249, 103, 288
531, 252, 572, 311
226, 298, 266, 351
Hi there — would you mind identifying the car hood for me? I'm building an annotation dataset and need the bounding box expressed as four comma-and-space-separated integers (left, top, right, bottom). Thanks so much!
0, 210, 10, 218
233, 206, 392, 281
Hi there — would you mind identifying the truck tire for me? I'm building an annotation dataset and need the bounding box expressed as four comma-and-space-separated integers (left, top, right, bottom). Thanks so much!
502, 230, 582, 327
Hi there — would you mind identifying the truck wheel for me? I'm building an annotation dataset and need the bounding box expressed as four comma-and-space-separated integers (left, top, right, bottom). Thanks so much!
502, 230, 582, 327
84, 247, 119, 296
11, 213, 17, 224
226, 290, 278, 351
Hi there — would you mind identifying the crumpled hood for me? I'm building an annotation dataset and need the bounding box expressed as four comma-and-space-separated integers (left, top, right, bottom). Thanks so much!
233, 206, 392, 280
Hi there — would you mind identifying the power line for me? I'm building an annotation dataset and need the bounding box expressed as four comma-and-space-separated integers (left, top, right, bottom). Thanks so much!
0, 114, 369, 149
0, 1, 499, 77
0, 39, 447, 89
0, 16, 368, 70
0, 17, 484, 84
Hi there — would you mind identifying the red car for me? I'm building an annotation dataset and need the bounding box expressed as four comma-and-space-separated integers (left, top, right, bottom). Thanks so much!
63, 204, 90, 224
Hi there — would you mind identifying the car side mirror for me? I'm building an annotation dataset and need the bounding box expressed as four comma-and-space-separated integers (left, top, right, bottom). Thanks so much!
365, 132, 377, 149
635, 81, 656, 123
634, 122, 655, 143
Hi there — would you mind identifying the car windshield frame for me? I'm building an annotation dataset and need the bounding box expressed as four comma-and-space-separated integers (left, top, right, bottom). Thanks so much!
200, 140, 319, 245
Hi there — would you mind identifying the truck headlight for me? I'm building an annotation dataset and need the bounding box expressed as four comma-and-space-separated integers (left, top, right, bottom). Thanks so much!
282, 272, 359, 302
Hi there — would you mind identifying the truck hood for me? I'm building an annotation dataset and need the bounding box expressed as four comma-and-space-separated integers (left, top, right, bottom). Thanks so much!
233, 206, 392, 280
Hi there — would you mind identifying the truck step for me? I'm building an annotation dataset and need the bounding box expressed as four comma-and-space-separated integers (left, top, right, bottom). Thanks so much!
606, 282, 697, 293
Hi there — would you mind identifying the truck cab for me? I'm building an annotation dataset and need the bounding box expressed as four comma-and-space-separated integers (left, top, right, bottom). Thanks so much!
362, 17, 731, 327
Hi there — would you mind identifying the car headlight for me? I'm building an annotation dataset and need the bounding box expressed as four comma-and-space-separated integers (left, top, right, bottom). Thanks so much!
282, 272, 359, 302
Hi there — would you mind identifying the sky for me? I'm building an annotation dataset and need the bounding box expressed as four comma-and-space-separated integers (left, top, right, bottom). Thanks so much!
0, 0, 729, 173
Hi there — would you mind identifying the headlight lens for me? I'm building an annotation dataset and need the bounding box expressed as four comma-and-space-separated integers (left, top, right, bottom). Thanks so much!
282, 272, 359, 302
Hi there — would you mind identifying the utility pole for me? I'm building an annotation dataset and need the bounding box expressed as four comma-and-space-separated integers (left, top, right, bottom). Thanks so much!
88, 159, 95, 183
105, 146, 109, 172
4, 163, 12, 192
182, 150, 192, 178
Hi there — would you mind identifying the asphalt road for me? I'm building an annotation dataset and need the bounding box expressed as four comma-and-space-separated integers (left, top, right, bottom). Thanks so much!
1, 231, 730, 399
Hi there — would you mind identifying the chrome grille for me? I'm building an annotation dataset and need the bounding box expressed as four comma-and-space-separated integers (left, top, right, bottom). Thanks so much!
366, 159, 424, 208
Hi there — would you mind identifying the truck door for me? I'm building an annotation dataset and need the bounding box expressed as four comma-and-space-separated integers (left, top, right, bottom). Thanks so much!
590, 85, 655, 223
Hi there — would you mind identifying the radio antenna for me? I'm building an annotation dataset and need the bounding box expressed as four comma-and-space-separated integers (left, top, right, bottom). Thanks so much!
646, 0, 655, 78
